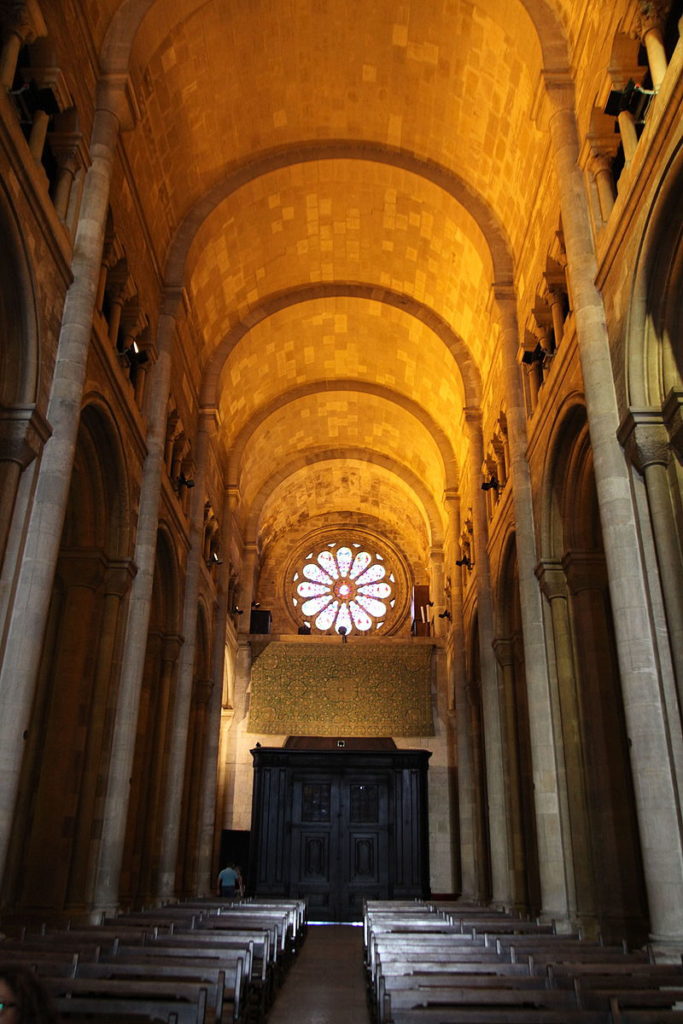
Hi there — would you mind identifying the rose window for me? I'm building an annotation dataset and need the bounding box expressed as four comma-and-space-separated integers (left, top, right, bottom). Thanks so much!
292, 543, 395, 634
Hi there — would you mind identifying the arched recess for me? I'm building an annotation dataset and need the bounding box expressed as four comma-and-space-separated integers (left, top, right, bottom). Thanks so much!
542, 402, 648, 944
493, 531, 540, 916
2, 401, 134, 916
0, 179, 47, 572
121, 525, 183, 905
178, 600, 213, 897
623, 140, 683, 703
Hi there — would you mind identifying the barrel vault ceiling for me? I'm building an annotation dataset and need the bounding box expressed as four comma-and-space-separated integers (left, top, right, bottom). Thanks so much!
63, 0, 612, 568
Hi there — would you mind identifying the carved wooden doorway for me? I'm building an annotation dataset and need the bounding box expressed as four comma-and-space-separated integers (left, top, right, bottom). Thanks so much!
249, 742, 430, 921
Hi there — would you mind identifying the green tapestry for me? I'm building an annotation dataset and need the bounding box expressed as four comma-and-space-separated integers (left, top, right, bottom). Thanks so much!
247, 641, 434, 736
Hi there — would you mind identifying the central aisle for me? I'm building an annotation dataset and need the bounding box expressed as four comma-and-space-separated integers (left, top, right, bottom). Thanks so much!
267, 924, 372, 1023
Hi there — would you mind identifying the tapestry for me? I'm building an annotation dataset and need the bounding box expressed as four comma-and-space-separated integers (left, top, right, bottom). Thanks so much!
247, 641, 434, 736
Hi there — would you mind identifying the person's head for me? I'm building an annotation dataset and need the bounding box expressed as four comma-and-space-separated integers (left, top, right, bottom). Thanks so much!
0, 965, 60, 1023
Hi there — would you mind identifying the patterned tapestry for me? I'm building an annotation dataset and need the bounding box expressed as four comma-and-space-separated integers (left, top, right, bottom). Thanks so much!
247, 641, 434, 736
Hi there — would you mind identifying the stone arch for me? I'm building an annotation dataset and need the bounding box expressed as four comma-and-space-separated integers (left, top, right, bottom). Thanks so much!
2, 401, 135, 914
243, 447, 445, 549
625, 138, 683, 411
121, 525, 183, 903
540, 400, 648, 944
228, 377, 461, 493
620, 141, 683, 701
204, 283, 481, 411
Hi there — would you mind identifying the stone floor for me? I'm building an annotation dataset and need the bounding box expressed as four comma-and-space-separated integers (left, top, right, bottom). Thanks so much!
267, 924, 372, 1023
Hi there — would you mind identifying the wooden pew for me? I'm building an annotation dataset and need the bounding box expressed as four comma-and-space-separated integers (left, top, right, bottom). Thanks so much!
72, 960, 237, 1023
44, 977, 208, 1024
387, 1010, 609, 1024
383, 984, 598, 1024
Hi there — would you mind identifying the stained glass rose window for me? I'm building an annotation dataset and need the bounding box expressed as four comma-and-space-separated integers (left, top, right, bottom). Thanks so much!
292, 543, 395, 634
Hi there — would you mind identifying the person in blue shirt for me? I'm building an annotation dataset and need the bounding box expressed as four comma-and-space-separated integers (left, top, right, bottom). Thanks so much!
217, 863, 242, 897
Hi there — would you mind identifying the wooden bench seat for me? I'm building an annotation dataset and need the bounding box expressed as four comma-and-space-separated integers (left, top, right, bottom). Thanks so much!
45, 977, 209, 1024
72, 959, 241, 1023
387, 1009, 609, 1024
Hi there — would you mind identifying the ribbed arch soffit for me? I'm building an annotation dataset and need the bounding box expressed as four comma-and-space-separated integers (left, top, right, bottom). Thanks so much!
95, 0, 571, 287
244, 448, 445, 548
200, 283, 481, 409
100, 0, 569, 87
227, 379, 460, 492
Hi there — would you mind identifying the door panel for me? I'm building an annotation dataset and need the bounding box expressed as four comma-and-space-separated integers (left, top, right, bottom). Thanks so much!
290, 772, 390, 920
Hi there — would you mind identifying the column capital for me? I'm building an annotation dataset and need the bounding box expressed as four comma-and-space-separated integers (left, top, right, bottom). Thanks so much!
588, 149, 615, 177
662, 388, 683, 464
0, 404, 51, 467
562, 551, 607, 594
636, 0, 668, 37
96, 72, 140, 132
102, 558, 137, 598
161, 633, 184, 663
161, 286, 186, 319
57, 548, 110, 590
1, 0, 46, 41
542, 71, 576, 111
462, 405, 483, 428
492, 637, 515, 668
199, 405, 220, 434
491, 280, 516, 308
535, 559, 569, 601
618, 408, 671, 472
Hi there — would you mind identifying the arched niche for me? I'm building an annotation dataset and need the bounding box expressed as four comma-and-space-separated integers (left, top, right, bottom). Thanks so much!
2, 402, 134, 916
541, 402, 648, 944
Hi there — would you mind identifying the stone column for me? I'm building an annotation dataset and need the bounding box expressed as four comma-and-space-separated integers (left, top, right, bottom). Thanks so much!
68, 559, 136, 911
444, 489, 477, 896
0, 405, 51, 569
157, 406, 218, 898
429, 547, 446, 638
536, 560, 596, 933
463, 408, 512, 908
619, 411, 683, 708
589, 152, 617, 222
238, 543, 258, 633
92, 287, 184, 914
0, 3, 46, 89
617, 109, 639, 163
638, 1, 669, 90
139, 634, 182, 903
494, 284, 571, 923
444, 490, 464, 710
492, 638, 527, 912
0, 74, 133, 884
545, 74, 683, 941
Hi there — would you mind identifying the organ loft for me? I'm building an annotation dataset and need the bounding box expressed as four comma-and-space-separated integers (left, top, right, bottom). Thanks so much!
0, 0, 682, 952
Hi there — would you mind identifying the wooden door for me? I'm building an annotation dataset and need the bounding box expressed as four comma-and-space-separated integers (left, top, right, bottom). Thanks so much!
290, 771, 390, 920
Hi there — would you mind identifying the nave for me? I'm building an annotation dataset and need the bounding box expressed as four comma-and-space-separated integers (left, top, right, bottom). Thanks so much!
3, 898, 683, 1023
